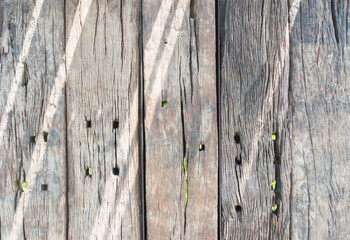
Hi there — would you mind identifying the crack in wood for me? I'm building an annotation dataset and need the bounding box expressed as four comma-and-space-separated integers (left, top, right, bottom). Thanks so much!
179, 60, 188, 234
330, 0, 340, 45
273, 131, 281, 217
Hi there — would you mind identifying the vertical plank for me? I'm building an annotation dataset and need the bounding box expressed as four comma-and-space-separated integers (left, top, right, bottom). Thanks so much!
285, 0, 350, 239
65, 0, 141, 239
143, 0, 217, 239
0, 0, 66, 239
220, 0, 290, 239
220, 0, 350, 239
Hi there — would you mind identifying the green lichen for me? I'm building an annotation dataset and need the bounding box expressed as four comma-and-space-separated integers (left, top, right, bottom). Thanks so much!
21, 182, 28, 192
271, 180, 276, 191
184, 157, 188, 213
272, 134, 277, 141
272, 204, 278, 212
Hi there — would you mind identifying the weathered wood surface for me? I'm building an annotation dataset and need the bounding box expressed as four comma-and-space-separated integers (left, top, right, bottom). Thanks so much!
220, 0, 289, 238
0, 0, 67, 239
220, 0, 350, 239
286, 1, 350, 239
1, 0, 349, 239
143, 0, 218, 239
65, 0, 141, 239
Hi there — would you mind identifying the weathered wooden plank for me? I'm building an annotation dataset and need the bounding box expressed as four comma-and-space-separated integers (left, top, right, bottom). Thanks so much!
220, 0, 350, 239
284, 0, 350, 239
143, 0, 217, 238
0, 0, 67, 239
65, 0, 141, 239
220, 0, 290, 238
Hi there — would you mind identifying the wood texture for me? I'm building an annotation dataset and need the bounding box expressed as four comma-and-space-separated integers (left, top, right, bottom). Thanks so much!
1, 0, 349, 239
0, 0, 67, 239
220, 0, 289, 238
143, 0, 218, 238
220, 0, 350, 239
65, 0, 141, 239
285, 1, 350, 239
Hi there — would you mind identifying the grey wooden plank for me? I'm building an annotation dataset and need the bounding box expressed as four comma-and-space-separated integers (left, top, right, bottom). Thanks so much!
0, 0, 67, 239
285, 0, 350, 239
220, 0, 350, 239
143, 0, 218, 239
220, 0, 290, 238
65, 0, 141, 239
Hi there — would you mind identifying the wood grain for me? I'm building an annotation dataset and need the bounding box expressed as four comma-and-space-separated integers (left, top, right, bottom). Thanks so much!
1, 0, 348, 239
220, 0, 289, 238
143, 0, 218, 239
220, 0, 350, 239
65, 0, 141, 239
0, 0, 67, 239
285, 0, 350, 239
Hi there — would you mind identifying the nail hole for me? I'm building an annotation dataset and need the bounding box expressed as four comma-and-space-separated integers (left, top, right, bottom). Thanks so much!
199, 144, 205, 151
86, 167, 92, 177
113, 120, 119, 130
43, 132, 49, 142
235, 205, 242, 213
163, 39, 168, 44
86, 120, 92, 128
235, 155, 242, 165
112, 167, 119, 176
161, 90, 167, 108
234, 133, 240, 144
41, 184, 48, 191
30, 136, 36, 144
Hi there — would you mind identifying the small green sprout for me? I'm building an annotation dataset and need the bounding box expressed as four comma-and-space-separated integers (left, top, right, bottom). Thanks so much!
183, 157, 188, 213
272, 204, 278, 212
271, 180, 276, 191
199, 144, 205, 151
88, 168, 92, 176
21, 182, 28, 192
272, 134, 277, 141
162, 102, 168, 108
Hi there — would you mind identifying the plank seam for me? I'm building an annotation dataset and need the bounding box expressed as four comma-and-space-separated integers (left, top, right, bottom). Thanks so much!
139, 0, 146, 238
216, 0, 222, 238
64, 0, 69, 239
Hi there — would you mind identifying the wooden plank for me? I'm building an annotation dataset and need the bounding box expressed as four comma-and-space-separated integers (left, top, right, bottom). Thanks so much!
65, 0, 141, 239
220, 0, 290, 238
0, 0, 67, 239
143, 0, 217, 238
285, 0, 350, 239
220, 0, 350, 239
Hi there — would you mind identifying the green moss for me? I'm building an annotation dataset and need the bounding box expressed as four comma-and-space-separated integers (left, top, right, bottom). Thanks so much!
272, 134, 277, 141
272, 204, 278, 212
183, 157, 188, 213
271, 180, 276, 191
21, 182, 28, 192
